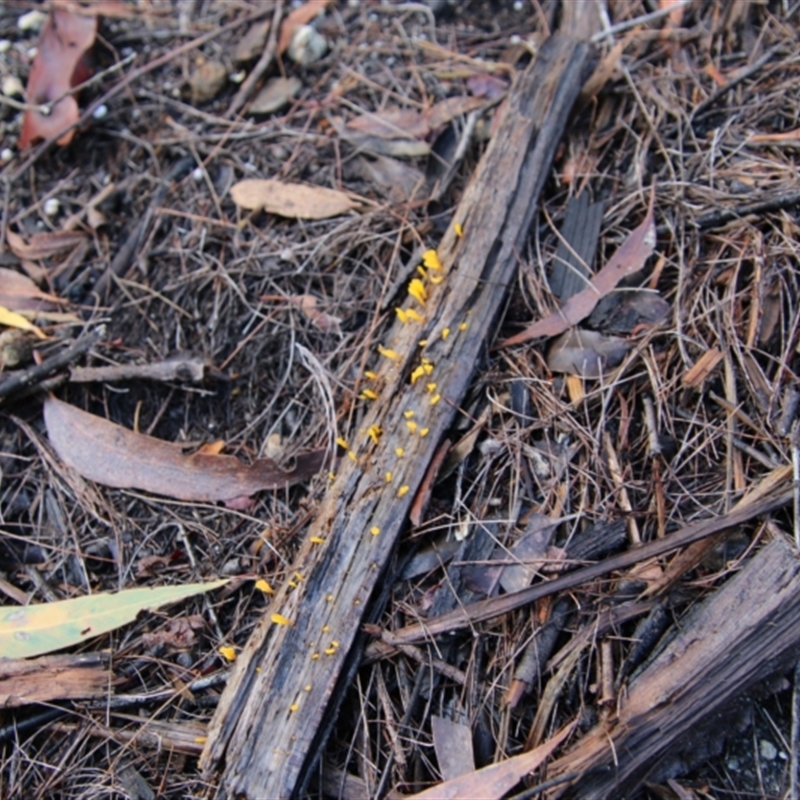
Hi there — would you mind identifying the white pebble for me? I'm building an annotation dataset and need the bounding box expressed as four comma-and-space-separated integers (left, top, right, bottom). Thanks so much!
43, 198, 60, 217
18, 10, 46, 32
759, 740, 777, 761
192, 166, 204, 181
0, 148, 13, 164
2, 75, 23, 98
513, 0, 525, 10
229, 69, 246, 84
92, 104, 108, 120
287, 25, 328, 66
509, 34, 521, 45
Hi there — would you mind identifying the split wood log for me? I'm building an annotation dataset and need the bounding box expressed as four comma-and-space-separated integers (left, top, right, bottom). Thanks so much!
200, 34, 597, 799
546, 533, 800, 798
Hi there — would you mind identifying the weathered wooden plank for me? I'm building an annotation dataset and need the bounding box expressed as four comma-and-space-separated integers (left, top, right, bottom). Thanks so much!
200, 34, 596, 799
546, 534, 800, 798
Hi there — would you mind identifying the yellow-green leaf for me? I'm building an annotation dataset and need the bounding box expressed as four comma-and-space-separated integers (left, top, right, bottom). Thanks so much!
0, 579, 228, 659
0, 304, 46, 339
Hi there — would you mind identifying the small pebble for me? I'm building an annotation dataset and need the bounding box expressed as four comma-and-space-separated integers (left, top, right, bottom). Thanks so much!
192, 166, 205, 181
2, 75, 23, 98
18, 9, 46, 31
513, 0, 525, 10
43, 198, 60, 217
92, 104, 108, 120
0, 148, 13, 164
759, 739, 777, 761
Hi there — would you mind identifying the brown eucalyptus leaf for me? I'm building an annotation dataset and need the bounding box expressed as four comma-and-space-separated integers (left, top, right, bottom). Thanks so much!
547, 328, 630, 378
0, 268, 60, 312
500, 188, 656, 347
44, 397, 325, 503
230, 179, 360, 220
6, 229, 87, 261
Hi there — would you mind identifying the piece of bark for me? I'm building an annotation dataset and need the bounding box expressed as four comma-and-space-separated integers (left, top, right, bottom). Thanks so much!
0, 653, 113, 706
200, 35, 597, 799
547, 534, 800, 798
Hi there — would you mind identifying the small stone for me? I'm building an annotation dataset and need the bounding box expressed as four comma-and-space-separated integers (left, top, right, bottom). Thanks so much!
43, 197, 60, 217
192, 166, 205, 182
287, 25, 327, 66
2, 75, 23, 98
759, 739, 777, 760
0, 148, 13, 164
189, 59, 228, 105
92, 104, 108, 120
18, 9, 46, 32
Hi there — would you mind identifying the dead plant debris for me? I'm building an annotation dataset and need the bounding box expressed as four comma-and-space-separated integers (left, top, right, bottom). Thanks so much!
1, 1, 800, 798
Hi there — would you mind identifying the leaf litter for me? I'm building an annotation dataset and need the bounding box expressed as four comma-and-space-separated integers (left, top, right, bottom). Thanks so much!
2, 2, 800, 798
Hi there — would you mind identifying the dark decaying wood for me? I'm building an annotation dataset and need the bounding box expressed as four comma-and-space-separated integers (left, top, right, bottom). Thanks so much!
200, 35, 597, 799
547, 534, 800, 799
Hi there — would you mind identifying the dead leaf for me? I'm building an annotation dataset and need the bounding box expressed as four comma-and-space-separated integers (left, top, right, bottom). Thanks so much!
409, 721, 572, 799
277, 0, 329, 55
466, 73, 508, 100
0, 267, 61, 313
0, 306, 47, 339
249, 76, 302, 115
233, 18, 271, 63
289, 295, 342, 334
19, 6, 97, 148
500, 187, 656, 347
344, 154, 426, 204
546, 329, 630, 378
231, 179, 360, 220
44, 396, 326, 503
346, 96, 484, 141
431, 716, 475, 781
6, 229, 87, 261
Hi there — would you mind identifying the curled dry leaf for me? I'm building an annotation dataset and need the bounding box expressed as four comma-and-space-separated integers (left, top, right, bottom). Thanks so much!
0, 267, 60, 313
500, 187, 657, 347
346, 96, 485, 141
19, 5, 97, 148
44, 396, 326, 504
230, 179, 360, 220
6, 229, 87, 262
547, 328, 630, 378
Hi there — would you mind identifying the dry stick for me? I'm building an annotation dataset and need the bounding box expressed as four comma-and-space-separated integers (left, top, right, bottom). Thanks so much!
200, 35, 597, 800
226, 0, 283, 118
7, 7, 271, 182
0, 326, 105, 403
792, 422, 800, 800
371, 481, 793, 650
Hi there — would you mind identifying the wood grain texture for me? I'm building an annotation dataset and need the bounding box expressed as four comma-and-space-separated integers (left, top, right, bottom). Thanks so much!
200, 34, 596, 799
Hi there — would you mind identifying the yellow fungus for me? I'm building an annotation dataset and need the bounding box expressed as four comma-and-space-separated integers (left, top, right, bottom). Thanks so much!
331, 640, 340, 648
219, 645, 236, 662
336, 436, 349, 450
406, 308, 425, 323
397, 485, 410, 498
360, 388, 379, 400
305, 685, 312, 692
395, 307, 409, 323
325, 647, 336, 656
408, 278, 428, 305
328, 471, 336, 481
255, 579, 275, 594
364, 370, 378, 380
371, 526, 380, 536
430, 394, 442, 406
311, 653, 320, 660
327, 594, 334, 602
287, 580, 298, 588
294, 572, 304, 581
406, 420, 418, 434
385, 471, 393, 483
395, 447, 405, 457
430, 273, 445, 285
416, 265, 427, 279
410, 365, 426, 384
454, 222, 463, 237
418, 339, 428, 347
195, 736, 208, 745
441, 327, 451, 340
420, 427, 430, 437
426, 382, 437, 393
290, 703, 299, 712
378, 344, 401, 360
422, 362, 434, 375
404, 410, 415, 419
422, 249, 443, 270
310, 536, 325, 545
322, 625, 330, 633
347, 450, 358, 463
271, 613, 292, 626
459, 321, 468, 331
368, 424, 383, 444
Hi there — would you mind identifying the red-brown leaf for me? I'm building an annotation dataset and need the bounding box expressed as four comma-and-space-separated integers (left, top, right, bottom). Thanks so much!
500, 188, 657, 347
44, 397, 325, 503
19, 6, 97, 148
